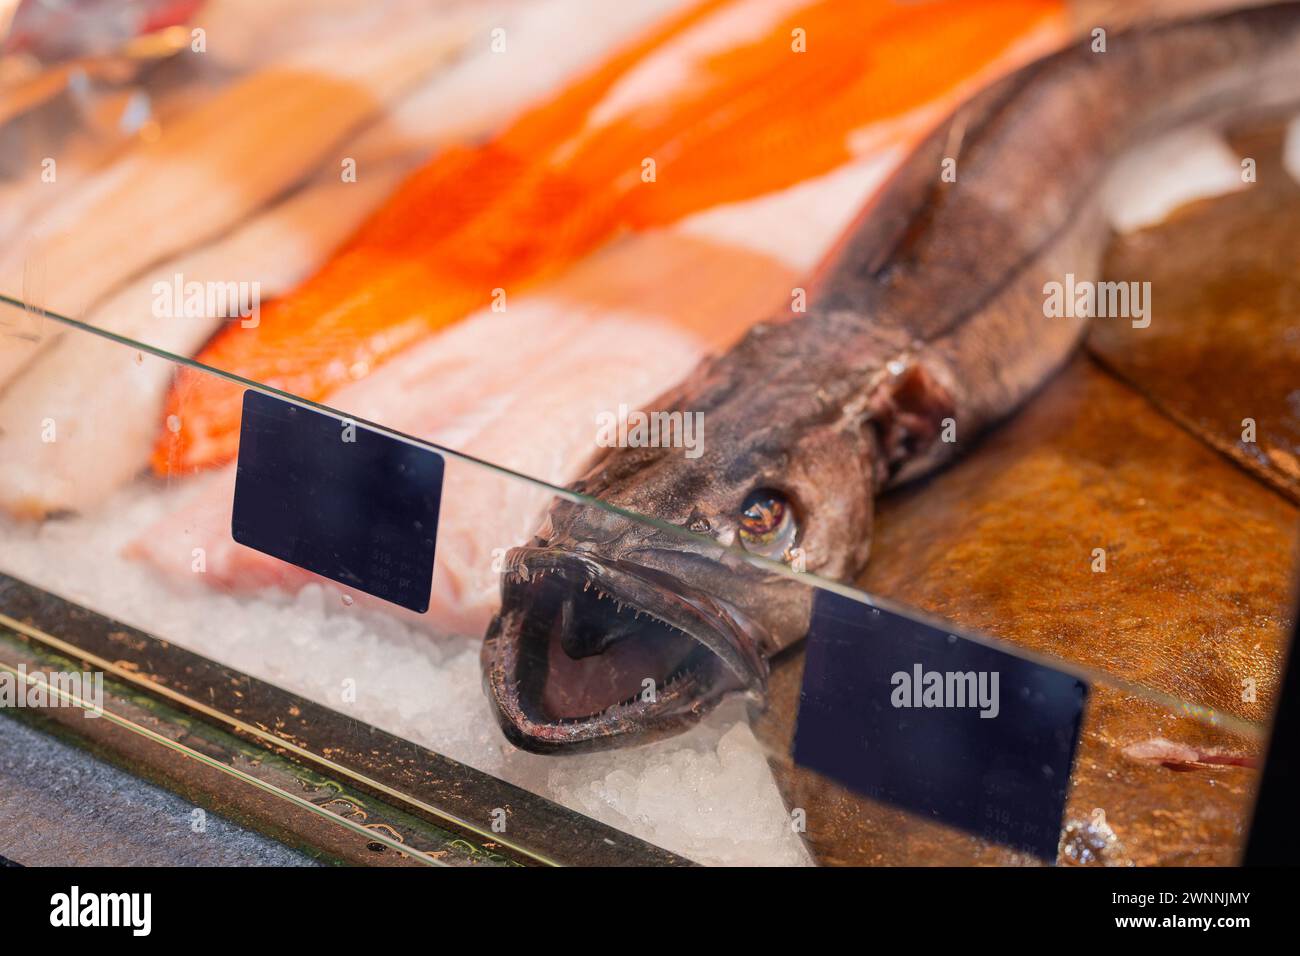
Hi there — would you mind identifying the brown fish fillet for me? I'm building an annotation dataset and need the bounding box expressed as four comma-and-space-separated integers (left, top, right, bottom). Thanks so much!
1089, 123, 1300, 502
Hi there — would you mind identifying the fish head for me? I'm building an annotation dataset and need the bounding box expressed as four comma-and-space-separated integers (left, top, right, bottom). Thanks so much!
482, 353, 896, 752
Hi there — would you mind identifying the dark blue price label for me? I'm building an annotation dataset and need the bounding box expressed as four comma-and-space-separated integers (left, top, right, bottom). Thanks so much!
793, 589, 1087, 861
231, 391, 443, 613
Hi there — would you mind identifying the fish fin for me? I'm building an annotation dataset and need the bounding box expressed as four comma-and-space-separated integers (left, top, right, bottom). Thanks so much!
866, 358, 957, 486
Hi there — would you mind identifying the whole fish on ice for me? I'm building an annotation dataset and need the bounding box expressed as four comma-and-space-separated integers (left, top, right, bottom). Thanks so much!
483, 2, 1300, 751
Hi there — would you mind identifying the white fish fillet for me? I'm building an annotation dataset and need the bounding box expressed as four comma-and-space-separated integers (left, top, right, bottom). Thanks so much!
0, 13, 476, 389
0, 168, 404, 518
1100, 126, 1249, 233
1284, 113, 1300, 184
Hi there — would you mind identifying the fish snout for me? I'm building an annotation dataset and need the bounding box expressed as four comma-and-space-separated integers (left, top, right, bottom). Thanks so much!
482, 544, 768, 752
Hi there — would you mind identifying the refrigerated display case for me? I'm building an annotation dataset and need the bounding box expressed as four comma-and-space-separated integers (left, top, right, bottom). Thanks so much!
0, 0, 1294, 867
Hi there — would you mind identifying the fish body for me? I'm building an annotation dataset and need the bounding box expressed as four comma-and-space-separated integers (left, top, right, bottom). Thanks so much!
484, 2, 1300, 751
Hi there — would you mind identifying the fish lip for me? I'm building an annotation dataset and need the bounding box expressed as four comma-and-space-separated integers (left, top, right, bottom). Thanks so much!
482, 545, 768, 753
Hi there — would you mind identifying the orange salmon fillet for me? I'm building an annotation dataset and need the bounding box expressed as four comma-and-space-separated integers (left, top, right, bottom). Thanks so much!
154, 0, 1064, 475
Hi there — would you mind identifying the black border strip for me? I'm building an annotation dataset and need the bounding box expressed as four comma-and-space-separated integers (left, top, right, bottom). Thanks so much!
1243, 597, 1299, 865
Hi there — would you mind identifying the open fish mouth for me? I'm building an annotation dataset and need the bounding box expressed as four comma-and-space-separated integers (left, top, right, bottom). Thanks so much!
483, 546, 768, 753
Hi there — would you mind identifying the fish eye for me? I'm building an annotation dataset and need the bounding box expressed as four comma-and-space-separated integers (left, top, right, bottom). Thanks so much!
737, 488, 798, 560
